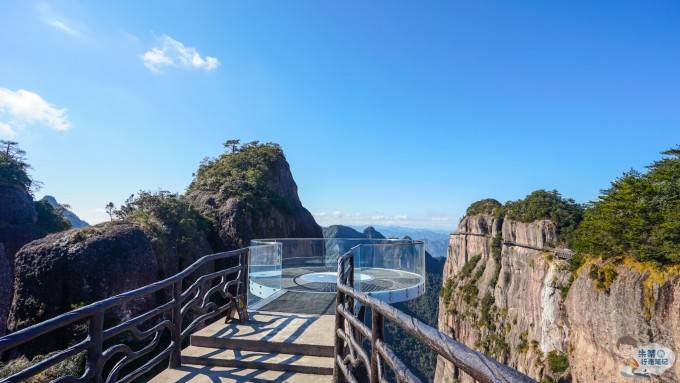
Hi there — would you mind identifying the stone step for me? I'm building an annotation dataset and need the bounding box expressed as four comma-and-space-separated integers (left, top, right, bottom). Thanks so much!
149, 365, 333, 383
190, 311, 335, 357
181, 346, 334, 375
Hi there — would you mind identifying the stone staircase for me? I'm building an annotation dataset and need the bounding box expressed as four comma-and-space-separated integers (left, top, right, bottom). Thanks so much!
151, 312, 335, 382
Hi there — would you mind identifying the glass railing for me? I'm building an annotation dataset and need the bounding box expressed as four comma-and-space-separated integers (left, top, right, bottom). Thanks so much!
247, 241, 282, 307
248, 238, 425, 310
353, 241, 426, 302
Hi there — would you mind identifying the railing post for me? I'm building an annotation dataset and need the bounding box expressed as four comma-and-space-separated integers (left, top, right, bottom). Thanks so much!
370, 310, 384, 383
242, 249, 249, 308
334, 252, 351, 383
87, 311, 104, 383
169, 281, 182, 368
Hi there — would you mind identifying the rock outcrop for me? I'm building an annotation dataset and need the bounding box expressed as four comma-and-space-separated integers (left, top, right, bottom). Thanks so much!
7, 222, 158, 335
187, 152, 321, 249
0, 186, 39, 337
0, 186, 38, 258
0, 244, 9, 337
435, 213, 680, 383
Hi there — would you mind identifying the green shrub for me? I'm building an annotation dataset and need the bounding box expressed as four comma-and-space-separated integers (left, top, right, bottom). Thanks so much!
0, 352, 85, 382
479, 292, 495, 329
461, 283, 479, 306
573, 147, 680, 265
588, 264, 618, 291
559, 273, 575, 300
115, 191, 214, 267
34, 199, 71, 235
478, 332, 509, 360
440, 278, 455, 305
546, 350, 569, 373
459, 255, 482, 279
516, 331, 529, 353
489, 235, 503, 288
472, 261, 486, 282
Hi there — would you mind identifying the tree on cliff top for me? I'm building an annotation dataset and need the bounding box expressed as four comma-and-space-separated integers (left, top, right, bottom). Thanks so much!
187, 141, 292, 212
503, 190, 584, 244
574, 147, 680, 264
466, 198, 502, 216
0, 140, 34, 193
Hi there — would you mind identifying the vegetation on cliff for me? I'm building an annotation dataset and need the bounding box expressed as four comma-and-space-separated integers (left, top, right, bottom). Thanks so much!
464, 191, 584, 245
0, 141, 71, 242
115, 191, 212, 247
503, 190, 584, 244
465, 147, 680, 265
34, 199, 71, 235
465, 198, 502, 217
573, 147, 680, 265
0, 140, 34, 193
187, 141, 292, 212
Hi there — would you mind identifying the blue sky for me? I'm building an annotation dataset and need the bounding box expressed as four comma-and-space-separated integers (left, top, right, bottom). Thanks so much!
1, 1, 679, 229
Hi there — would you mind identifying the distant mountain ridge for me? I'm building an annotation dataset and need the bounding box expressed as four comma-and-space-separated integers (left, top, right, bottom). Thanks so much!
351, 225, 449, 258
41, 195, 89, 228
322, 225, 385, 239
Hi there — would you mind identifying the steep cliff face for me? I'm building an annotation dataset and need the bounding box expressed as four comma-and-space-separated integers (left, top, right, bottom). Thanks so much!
565, 261, 680, 382
435, 214, 571, 383
436, 214, 680, 383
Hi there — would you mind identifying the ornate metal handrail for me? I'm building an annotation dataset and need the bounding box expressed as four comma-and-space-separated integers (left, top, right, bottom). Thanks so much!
334, 247, 537, 383
0, 246, 260, 383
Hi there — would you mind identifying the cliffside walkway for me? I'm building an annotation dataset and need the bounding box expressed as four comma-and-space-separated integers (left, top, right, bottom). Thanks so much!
0, 241, 535, 383
451, 232, 574, 260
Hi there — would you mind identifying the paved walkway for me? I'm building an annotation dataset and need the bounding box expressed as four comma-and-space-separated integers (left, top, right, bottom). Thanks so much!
151, 312, 335, 383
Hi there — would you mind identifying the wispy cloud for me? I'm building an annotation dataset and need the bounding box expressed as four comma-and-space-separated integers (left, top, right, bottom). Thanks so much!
38, 2, 86, 40
141, 35, 220, 73
430, 216, 450, 222
0, 88, 70, 138
47, 19, 83, 38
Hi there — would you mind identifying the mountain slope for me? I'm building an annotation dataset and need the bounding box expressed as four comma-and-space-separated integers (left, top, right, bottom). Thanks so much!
42, 195, 89, 228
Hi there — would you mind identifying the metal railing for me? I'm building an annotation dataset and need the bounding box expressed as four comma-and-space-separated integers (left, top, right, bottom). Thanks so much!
333, 248, 537, 383
0, 247, 253, 383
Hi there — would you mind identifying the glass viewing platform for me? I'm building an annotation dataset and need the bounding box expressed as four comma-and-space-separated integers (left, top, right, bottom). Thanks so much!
248, 238, 426, 314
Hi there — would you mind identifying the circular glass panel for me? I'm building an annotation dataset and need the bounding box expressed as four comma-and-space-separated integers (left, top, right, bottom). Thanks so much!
298, 271, 373, 284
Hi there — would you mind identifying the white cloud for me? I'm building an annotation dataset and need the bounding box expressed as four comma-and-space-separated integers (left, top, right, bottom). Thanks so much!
141, 35, 220, 73
0, 122, 16, 138
430, 217, 450, 221
81, 207, 109, 225
48, 19, 83, 38
0, 88, 71, 137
